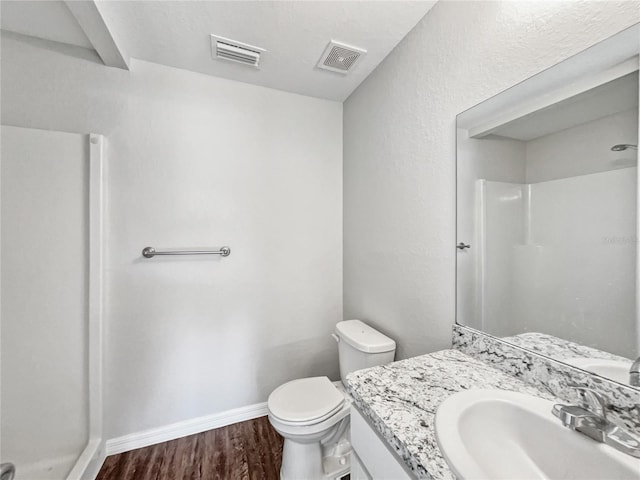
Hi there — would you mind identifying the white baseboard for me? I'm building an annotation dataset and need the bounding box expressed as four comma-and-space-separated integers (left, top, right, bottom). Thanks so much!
105, 402, 269, 456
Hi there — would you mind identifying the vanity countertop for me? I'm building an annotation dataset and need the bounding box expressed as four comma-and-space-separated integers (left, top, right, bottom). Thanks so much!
346, 348, 558, 480
501, 332, 631, 363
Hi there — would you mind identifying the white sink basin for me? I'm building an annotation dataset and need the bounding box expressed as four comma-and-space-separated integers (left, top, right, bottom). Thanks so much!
564, 357, 632, 385
435, 389, 640, 480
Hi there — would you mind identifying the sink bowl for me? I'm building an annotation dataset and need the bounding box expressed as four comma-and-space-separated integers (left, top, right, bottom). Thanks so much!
434, 389, 640, 479
564, 357, 632, 385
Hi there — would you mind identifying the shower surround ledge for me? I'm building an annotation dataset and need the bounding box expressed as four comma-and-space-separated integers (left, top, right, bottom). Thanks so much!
453, 324, 640, 432
345, 349, 558, 480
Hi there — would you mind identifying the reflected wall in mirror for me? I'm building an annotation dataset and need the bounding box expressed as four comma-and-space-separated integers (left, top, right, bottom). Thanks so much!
456, 24, 640, 388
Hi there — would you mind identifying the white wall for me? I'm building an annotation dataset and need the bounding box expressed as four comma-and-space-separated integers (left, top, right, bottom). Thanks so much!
1, 126, 89, 478
1, 33, 343, 439
526, 109, 639, 182
344, 0, 640, 359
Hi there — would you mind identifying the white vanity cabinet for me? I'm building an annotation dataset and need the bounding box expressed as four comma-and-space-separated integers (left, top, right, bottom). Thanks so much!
350, 406, 414, 479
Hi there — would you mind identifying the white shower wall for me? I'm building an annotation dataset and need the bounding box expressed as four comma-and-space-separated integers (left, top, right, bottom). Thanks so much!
475, 180, 526, 336
525, 168, 637, 357
479, 167, 637, 358
1, 126, 90, 478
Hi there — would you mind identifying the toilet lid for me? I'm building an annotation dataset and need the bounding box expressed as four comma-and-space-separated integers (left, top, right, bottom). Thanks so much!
268, 376, 344, 425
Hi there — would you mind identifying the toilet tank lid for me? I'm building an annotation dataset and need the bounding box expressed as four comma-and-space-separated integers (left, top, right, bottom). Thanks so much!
335, 320, 396, 353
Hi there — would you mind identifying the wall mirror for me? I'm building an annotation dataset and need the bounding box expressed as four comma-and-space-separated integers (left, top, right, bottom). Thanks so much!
456, 24, 640, 389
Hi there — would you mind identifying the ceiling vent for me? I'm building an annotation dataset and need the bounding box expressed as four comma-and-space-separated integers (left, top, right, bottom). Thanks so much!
317, 41, 366, 74
210, 34, 265, 68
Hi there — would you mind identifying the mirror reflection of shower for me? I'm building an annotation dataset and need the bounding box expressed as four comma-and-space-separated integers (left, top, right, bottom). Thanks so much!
611, 144, 638, 151
610, 144, 638, 169
456, 64, 639, 359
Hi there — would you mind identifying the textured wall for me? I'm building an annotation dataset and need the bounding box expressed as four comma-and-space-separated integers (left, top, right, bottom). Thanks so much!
344, 0, 640, 360
1, 33, 343, 439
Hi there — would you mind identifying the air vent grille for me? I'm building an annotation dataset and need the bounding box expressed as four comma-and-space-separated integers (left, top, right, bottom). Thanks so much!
210, 35, 265, 68
318, 41, 366, 74
217, 42, 260, 66
324, 46, 360, 71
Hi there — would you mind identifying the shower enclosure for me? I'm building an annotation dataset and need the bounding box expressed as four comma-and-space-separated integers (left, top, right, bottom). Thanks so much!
474, 166, 637, 358
0, 126, 104, 480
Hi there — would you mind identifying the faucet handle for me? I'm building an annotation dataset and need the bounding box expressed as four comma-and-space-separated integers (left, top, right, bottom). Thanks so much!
568, 385, 608, 421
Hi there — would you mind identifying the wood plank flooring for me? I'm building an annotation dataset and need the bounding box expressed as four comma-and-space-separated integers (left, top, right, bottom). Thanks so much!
96, 416, 284, 480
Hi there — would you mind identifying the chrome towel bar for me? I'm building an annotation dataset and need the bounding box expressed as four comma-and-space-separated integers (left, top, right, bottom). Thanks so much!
142, 246, 231, 258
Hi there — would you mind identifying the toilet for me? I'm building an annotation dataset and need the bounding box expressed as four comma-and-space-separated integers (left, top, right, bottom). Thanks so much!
267, 320, 396, 480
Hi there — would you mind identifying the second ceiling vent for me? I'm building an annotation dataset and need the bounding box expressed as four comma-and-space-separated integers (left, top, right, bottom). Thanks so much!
317, 41, 367, 74
210, 34, 265, 68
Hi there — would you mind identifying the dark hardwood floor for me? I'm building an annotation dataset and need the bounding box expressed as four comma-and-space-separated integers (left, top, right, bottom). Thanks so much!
97, 416, 284, 480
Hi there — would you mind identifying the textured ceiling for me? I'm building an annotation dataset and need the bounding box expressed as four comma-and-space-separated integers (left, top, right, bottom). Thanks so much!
1, 0, 435, 102
96, 1, 436, 101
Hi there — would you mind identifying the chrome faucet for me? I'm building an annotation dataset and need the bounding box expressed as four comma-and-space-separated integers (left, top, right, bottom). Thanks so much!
630, 357, 640, 387
552, 386, 640, 458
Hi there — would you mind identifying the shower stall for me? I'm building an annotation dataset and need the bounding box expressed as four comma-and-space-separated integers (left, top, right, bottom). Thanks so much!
475, 166, 638, 358
0, 126, 104, 480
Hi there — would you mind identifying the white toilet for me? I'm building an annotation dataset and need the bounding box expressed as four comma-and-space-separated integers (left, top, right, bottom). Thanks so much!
267, 320, 396, 480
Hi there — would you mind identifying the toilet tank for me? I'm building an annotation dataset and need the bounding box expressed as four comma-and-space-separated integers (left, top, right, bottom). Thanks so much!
335, 320, 396, 386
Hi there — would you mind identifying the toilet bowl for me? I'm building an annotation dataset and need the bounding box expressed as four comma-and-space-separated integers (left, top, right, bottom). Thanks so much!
267, 320, 396, 480
268, 376, 351, 480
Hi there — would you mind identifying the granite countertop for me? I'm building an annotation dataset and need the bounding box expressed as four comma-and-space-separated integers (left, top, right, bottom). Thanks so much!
345, 349, 558, 480
501, 332, 631, 363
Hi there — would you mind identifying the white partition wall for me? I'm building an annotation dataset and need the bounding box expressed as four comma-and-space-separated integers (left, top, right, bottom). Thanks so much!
1, 126, 103, 480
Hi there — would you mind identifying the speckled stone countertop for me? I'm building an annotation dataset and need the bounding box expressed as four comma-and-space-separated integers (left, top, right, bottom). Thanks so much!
501, 332, 631, 363
345, 349, 558, 480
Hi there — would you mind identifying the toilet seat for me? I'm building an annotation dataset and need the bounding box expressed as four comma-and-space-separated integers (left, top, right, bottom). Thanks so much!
268, 376, 345, 426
